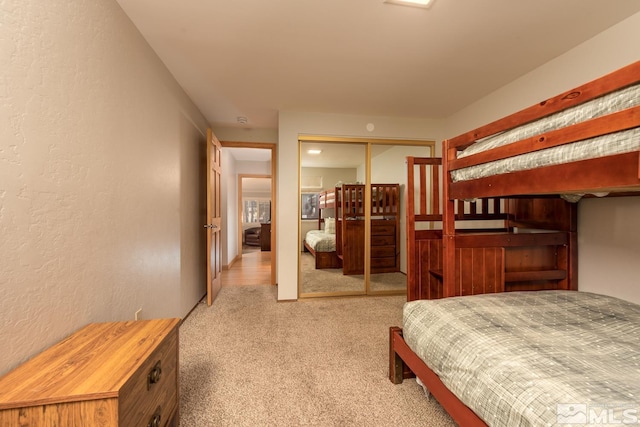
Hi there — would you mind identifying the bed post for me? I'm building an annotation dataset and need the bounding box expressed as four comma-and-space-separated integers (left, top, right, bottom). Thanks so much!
442, 140, 456, 297
406, 157, 417, 301
389, 327, 406, 384
567, 204, 578, 291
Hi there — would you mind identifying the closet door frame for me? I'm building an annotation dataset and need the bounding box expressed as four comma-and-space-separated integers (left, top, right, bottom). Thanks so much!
298, 135, 435, 298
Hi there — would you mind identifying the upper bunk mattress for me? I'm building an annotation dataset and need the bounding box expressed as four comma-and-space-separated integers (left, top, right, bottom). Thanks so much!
452, 83, 640, 182
403, 291, 640, 427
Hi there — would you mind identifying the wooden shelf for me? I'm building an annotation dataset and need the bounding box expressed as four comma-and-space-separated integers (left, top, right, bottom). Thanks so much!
428, 269, 566, 284
504, 269, 566, 283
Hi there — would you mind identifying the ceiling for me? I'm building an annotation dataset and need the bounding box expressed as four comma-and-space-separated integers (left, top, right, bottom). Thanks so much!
226, 141, 404, 168
115, 0, 640, 130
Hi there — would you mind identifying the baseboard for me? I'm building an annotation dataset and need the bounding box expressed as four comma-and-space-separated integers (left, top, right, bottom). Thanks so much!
224, 254, 242, 270
182, 293, 207, 323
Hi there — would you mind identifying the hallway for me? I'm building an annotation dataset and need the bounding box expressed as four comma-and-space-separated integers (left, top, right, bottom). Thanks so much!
221, 251, 272, 286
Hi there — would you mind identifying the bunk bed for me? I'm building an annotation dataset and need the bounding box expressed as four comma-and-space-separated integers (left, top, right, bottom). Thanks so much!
405, 157, 576, 301
303, 183, 400, 275
303, 223, 342, 269
390, 61, 640, 427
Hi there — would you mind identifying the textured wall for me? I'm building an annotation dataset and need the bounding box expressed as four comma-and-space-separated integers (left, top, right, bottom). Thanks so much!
0, 0, 208, 374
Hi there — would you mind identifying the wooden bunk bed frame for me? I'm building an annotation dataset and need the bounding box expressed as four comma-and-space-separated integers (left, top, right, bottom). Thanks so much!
392, 60, 640, 426
305, 183, 401, 275
303, 239, 342, 269
303, 186, 342, 269
406, 156, 577, 301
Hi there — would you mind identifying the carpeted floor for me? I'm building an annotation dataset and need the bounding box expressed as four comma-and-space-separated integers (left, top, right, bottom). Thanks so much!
300, 252, 406, 295
179, 285, 455, 426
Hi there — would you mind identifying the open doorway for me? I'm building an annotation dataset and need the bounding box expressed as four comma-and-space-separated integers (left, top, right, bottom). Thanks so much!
220, 142, 276, 286
239, 175, 271, 255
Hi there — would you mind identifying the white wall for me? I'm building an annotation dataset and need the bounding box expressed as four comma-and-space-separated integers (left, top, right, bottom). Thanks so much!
370, 145, 435, 273
278, 111, 445, 300
221, 149, 238, 266
0, 0, 209, 374
578, 197, 640, 304
445, 12, 640, 303
215, 128, 278, 144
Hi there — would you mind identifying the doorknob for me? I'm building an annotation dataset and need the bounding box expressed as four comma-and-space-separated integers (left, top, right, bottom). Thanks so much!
203, 224, 219, 230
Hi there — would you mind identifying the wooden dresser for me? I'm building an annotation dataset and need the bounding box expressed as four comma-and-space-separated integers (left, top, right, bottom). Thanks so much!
370, 220, 399, 274
0, 318, 180, 427
260, 222, 271, 251
341, 219, 399, 275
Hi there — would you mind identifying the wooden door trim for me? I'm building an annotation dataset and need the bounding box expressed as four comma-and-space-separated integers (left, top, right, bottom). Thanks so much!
221, 141, 277, 286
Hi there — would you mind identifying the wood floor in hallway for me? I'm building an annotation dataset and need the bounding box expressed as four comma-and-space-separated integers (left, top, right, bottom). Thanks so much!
222, 250, 272, 286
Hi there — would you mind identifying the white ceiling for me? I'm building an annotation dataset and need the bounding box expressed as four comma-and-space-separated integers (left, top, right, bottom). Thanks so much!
115, 0, 640, 130
225, 147, 272, 163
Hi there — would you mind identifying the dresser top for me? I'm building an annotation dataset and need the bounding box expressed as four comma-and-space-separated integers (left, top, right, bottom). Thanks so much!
0, 318, 180, 409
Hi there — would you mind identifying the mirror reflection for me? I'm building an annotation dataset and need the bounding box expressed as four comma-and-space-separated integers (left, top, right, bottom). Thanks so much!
300, 142, 366, 296
299, 140, 433, 298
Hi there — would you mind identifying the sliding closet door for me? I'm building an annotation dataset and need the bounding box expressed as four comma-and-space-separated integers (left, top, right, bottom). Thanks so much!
298, 137, 435, 298
367, 143, 434, 295
299, 142, 366, 298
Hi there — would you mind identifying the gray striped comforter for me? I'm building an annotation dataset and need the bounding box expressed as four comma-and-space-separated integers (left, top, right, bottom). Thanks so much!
403, 291, 640, 427
304, 230, 336, 252
452, 83, 640, 183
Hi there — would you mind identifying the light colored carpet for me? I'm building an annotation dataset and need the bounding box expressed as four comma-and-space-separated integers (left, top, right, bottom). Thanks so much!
179, 285, 455, 426
300, 252, 406, 294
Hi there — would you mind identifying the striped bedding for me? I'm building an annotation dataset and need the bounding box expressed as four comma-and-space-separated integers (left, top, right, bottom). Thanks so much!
304, 230, 336, 252
452, 83, 640, 183
403, 291, 640, 427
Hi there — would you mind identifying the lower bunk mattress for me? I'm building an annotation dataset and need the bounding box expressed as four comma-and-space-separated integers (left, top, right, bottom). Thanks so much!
304, 229, 336, 252
403, 290, 640, 427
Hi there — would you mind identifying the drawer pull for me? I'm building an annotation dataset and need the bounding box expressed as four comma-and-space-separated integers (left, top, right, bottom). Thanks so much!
147, 406, 162, 427
147, 361, 162, 390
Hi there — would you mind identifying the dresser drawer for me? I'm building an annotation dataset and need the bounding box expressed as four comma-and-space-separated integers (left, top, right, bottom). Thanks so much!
371, 235, 395, 246
371, 246, 396, 258
120, 328, 178, 427
371, 256, 397, 268
372, 224, 395, 235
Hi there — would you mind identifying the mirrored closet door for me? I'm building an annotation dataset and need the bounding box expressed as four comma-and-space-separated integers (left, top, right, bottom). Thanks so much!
298, 138, 434, 299
367, 143, 434, 295
299, 142, 366, 297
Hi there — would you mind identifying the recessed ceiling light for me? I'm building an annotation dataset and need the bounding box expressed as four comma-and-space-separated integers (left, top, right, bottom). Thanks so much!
307, 149, 322, 155
383, 0, 433, 9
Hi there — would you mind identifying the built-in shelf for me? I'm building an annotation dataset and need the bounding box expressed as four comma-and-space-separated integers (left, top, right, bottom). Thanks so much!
504, 269, 567, 283
427, 269, 566, 284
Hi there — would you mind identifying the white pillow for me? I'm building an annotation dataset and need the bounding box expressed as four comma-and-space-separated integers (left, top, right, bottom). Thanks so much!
324, 217, 336, 234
